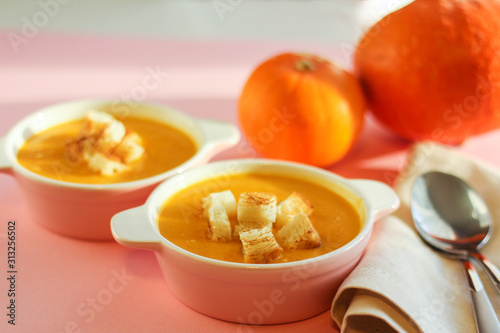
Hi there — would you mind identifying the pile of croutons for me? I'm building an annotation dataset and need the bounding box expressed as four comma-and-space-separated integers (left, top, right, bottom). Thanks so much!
65, 110, 144, 175
202, 190, 321, 264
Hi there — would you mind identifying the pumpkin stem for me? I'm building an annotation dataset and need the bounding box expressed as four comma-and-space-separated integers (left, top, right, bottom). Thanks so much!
295, 59, 316, 72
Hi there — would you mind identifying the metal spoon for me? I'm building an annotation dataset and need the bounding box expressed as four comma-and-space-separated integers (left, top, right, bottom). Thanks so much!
411, 171, 500, 332
411, 171, 500, 293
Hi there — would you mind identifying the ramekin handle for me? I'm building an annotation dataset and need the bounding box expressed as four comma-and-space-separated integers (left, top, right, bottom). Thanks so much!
349, 179, 400, 221
111, 205, 163, 251
0, 137, 13, 174
198, 119, 240, 156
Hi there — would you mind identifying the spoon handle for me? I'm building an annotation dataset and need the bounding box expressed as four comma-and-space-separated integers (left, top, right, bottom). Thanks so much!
462, 260, 500, 333
470, 251, 500, 295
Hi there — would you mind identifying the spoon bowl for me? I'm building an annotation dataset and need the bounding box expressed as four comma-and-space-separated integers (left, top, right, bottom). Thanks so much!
411, 171, 491, 252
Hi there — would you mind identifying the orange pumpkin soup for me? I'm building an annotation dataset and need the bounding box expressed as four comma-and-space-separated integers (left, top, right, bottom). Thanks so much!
16, 117, 197, 184
158, 173, 361, 263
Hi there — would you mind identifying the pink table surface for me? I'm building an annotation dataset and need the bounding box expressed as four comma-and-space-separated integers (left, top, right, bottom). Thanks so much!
1, 32, 500, 333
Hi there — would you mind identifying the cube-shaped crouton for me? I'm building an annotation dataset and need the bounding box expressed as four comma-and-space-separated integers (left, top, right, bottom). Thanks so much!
65, 137, 92, 163
87, 151, 126, 176
206, 204, 232, 241
240, 225, 283, 264
202, 190, 237, 218
276, 192, 313, 228
276, 213, 321, 250
113, 131, 145, 163
94, 119, 126, 152
82, 110, 115, 137
237, 192, 277, 230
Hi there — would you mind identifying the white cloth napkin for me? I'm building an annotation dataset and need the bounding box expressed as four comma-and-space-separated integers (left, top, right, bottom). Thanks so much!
331, 141, 500, 333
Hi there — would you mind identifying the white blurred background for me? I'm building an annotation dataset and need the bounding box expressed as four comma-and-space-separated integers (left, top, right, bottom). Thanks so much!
0, 0, 412, 45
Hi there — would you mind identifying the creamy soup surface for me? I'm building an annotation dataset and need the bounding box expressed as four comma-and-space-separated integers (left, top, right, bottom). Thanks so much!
158, 173, 362, 263
16, 117, 198, 184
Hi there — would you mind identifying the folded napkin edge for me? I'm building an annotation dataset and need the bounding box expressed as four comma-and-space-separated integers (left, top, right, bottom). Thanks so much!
332, 287, 423, 333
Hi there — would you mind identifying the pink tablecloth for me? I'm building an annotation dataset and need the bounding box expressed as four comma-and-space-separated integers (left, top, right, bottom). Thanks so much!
1, 32, 500, 333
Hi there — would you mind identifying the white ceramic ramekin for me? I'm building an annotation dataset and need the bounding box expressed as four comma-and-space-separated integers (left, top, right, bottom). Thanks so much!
111, 159, 399, 324
0, 100, 240, 240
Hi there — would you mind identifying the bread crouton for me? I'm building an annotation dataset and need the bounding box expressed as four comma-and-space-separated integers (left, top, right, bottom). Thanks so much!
276, 192, 313, 228
64, 110, 145, 176
202, 190, 237, 219
237, 192, 277, 230
65, 137, 93, 163
202, 190, 236, 242
206, 204, 232, 241
87, 151, 126, 176
81, 110, 115, 137
240, 225, 283, 264
94, 119, 126, 152
276, 212, 321, 250
112, 131, 145, 163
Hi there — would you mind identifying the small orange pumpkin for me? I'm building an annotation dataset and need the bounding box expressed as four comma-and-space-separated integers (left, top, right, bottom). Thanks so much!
355, 0, 500, 144
238, 53, 366, 167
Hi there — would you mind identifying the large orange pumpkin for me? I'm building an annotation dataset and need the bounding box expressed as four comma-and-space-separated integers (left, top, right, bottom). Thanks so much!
238, 53, 365, 167
355, 0, 500, 144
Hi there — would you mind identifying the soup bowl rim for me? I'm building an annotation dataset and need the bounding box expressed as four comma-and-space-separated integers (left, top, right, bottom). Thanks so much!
0, 99, 239, 191
113, 158, 400, 270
